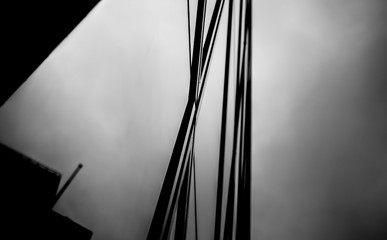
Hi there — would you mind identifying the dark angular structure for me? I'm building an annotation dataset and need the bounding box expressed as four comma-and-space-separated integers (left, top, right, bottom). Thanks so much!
1, 143, 92, 239
2, 0, 101, 106
1, 1, 97, 238
1, 142, 61, 213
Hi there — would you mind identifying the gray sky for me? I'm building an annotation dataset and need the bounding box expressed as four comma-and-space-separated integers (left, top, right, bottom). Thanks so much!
1, 0, 387, 239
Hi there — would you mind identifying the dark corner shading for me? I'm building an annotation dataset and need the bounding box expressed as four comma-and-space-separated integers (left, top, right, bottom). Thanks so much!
1, 0, 100, 106
0, 142, 92, 240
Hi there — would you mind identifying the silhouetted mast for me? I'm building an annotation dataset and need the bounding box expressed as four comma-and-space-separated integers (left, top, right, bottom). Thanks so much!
52, 164, 83, 208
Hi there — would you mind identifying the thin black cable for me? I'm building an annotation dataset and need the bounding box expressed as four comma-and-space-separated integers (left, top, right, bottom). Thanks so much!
175, 148, 193, 239
189, 0, 207, 102
193, 150, 199, 240
237, 1, 252, 239
236, 39, 247, 240
147, 0, 207, 237
187, 0, 192, 68
236, 0, 244, 82
147, 100, 194, 240
224, 54, 244, 240
196, 0, 227, 117
245, 1, 252, 238
161, 129, 195, 240
224, 0, 246, 237
190, 119, 199, 240
202, 0, 225, 72
196, 0, 208, 102
214, 0, 234, 239
147, 0, 227, 238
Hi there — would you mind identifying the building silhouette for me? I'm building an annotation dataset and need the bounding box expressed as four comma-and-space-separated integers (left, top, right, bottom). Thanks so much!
1, 0, 99, 239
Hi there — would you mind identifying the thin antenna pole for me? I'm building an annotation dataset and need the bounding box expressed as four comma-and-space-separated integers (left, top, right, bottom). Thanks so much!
52, 163, 83, 208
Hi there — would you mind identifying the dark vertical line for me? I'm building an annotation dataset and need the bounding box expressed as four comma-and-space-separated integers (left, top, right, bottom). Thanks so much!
189, 0, 207, 102
223, 121, 238, 240
190, 119, 199, 240
224, 58, 244, 240
175, 150, 193, 240
196, 0, 227, 116
238, 59, 246, 179
173, 151, 189, 239
238, 1, 252, 239
162, 97, 202, 240
236, 0, 244, 81
193, 152, 199, 240
202, 0, 225, 71
226, 0, 245, 238
236, 5, 249, 236
165, 103, 199, 240
196, 0, 207, 101
147, 0, 208, 237
238, 5, 249, 182
234, 1, 251, 238
186, 0, 192, 68
147, 101, 194, 240
185, 152, 194, 238
236, 33, 246, 239
198, 0, 225, 103
245, 0, 252, 238
214, 0, 234, 240
161, 123, 196, 240
147, 0, 229, 238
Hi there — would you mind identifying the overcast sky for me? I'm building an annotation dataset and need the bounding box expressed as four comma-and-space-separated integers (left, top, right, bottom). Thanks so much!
1, 0, 387, 240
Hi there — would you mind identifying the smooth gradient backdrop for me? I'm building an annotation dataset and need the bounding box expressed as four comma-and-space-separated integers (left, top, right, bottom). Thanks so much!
1, 0, 387, 239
